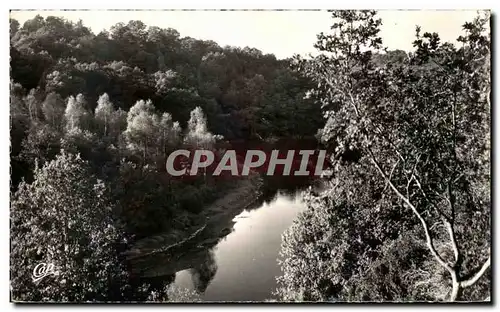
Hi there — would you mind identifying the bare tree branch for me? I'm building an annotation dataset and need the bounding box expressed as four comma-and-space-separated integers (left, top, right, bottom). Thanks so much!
374, 125, 406, 164
384, 159, 400, 193
445, 182, 460, 265
347, 91, 360, 117
405, 155, 421, 199
413, 171, 460, 260
413, 174, 450, 220
460, 255, 491, 288
444, 220, 460, 264
367, 149, 453, 275
407, 154, 422, 180
410, 170, 461, 266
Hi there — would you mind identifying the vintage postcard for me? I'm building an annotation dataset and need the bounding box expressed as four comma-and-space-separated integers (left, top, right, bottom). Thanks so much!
9, 9, 491, 303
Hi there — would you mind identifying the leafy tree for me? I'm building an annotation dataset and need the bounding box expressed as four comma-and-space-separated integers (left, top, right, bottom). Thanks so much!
158, 112, 182, 160
278, 10, 490, 302
19, 122, 61, 168
10, 81, 31, 189
21, 14, 45, 33
10, 81, 29, 154
109, 108, 127, 143
41, 92, 65, 130
10, 18, 19, 38
124, 99, 160, 163
23, 88, 44, 123
185, 106, 220, 148
10, 152, 128, 301
65, 94, 90, 132
11, 14, 323, 142
60, 128, 99, 166
113, 161, 177, 237
95, 93, 115, 137
153, 70, 177, 95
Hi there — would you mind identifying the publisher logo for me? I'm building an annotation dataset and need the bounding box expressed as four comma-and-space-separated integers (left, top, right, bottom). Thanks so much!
32, 263, 58, 283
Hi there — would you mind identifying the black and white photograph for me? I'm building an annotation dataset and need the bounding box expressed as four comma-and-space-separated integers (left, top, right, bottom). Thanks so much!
8, 8, 491, 303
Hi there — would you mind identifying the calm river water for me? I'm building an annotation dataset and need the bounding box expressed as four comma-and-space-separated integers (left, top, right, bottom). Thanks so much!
172, 191, 307, 301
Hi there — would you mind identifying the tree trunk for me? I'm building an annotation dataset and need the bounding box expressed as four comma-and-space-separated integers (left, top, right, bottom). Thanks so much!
449, 270, 460, 301
104, 115, 107, 137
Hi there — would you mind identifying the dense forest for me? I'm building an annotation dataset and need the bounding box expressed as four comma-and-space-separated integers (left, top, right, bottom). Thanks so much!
10, 10, 490, 302
9, 12, 324, 301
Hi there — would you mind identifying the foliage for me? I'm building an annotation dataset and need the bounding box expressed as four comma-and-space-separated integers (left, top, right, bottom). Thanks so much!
10, 152, 128, 301
10, 14, 323, 141
8, 12, 325, 303
277, 10, 490, 302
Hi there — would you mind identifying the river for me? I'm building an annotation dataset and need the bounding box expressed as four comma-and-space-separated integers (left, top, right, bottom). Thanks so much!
135, 190, 307, 302
172, 191, 306, 301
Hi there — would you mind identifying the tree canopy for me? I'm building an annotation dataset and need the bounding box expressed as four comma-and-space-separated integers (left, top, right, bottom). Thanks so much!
276, 10, 490, 302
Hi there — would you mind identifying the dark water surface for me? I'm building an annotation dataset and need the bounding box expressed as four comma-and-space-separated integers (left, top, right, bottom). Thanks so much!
171, 191, 307, 301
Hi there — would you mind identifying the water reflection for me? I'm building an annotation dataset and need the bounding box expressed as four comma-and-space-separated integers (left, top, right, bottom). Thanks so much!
172, 191, 306, 301
189, 250, 218, 293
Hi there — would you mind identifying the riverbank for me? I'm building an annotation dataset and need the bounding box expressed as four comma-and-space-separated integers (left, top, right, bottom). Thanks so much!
124, 173, 263, 266
165, 190, 307, 301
